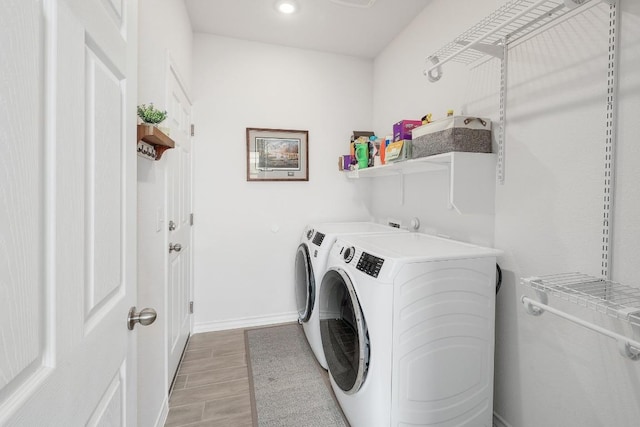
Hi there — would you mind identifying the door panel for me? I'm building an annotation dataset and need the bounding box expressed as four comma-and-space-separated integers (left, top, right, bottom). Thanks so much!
0, 0, 137, 424
85, 39, 124, 319
170, 254, 182, 344
86, 366, 125, 425
0, 0, 47, 407
99, 0, 124, 27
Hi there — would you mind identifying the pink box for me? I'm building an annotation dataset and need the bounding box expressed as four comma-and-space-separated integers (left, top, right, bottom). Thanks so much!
393, 120, 423, 141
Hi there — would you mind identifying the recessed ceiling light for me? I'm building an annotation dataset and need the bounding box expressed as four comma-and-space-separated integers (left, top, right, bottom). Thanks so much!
275, 0, 299, 14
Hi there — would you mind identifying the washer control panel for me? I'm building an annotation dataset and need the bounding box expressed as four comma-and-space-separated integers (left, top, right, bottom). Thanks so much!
356, 252, 384, 278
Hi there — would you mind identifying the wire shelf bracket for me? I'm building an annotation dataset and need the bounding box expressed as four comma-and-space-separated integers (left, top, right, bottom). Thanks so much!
601, 0, 620, 279
521, 273, 640, 361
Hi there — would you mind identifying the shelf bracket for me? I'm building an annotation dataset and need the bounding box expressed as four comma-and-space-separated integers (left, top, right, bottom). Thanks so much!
447, 152, 496, 214
444, 163, 454, 211
425, 56, 442, 82
497, 36, 508, 185
522, 285, 548, 315
601, 0, 620, 279
455, 41, 504, 59
618, 340, 640, 361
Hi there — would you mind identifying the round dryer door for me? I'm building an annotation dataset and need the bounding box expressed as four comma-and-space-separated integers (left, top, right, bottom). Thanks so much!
319, 268, 369, 395
294, 243, 314, 323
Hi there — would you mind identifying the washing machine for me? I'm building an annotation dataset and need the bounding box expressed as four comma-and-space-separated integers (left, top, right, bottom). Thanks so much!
295, 222, 407, 369
319, 232, 500, 427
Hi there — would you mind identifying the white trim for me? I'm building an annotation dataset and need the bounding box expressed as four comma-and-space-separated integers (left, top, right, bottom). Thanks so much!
493, 412, 514, 427
193, 312, 299, 333
165, 50, 192, 105
153, 397, 169, 427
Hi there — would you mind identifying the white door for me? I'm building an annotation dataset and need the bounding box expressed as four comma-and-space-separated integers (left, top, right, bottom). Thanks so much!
166, 62, 193, 385
0, 0, 139, 425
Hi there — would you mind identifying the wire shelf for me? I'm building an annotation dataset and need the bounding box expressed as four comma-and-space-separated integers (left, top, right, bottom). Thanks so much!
424, 0, 596, 78
522, 273, 640, 327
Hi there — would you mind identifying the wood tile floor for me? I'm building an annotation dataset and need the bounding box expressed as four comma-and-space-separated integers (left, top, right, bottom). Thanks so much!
164, 328, 253, 427
165, 327, 499, 427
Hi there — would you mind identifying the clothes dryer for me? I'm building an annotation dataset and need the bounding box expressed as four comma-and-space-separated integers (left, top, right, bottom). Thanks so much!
295, 222, 407, 369
319, 233, 500, 427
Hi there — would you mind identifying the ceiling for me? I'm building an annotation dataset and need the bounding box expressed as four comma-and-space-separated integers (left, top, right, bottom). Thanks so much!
184, 0, 433, 59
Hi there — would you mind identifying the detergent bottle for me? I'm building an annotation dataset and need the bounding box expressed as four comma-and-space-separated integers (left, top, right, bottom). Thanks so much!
355, 142, 369, 169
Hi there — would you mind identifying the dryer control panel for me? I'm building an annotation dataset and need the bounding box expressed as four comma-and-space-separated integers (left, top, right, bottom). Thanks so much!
356, 252, 384, 278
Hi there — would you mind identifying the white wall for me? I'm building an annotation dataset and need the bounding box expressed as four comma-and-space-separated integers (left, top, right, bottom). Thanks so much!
191, 34, 373, 331
137, 1, 193, 426
138, 0, 193, 102
373, 1, 640, 426
610, 0, 640, 288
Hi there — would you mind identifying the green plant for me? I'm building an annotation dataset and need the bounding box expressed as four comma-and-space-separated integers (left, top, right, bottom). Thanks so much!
137, 103, 167, 124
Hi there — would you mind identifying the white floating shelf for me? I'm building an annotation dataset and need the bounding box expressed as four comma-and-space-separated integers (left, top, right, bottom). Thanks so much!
345, 153, 450, 178
346, 152, 496, 215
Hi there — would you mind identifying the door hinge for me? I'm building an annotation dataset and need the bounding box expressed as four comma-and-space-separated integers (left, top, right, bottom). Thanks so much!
189, 301, 194, 314
190, 124, 195, 137
190, 213, 194, 226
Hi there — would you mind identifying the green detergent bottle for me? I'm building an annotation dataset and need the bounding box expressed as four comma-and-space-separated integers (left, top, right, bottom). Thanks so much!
355, 142, 369, 169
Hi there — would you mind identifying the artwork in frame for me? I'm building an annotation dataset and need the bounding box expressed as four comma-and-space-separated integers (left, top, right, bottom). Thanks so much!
246, 128, 309, 181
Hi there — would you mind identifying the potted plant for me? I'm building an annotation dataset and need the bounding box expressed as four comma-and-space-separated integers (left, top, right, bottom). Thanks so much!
137, 103, 167, 126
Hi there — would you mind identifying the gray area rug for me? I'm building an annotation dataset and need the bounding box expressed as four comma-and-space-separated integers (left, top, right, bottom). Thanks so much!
246, 323, 349, 427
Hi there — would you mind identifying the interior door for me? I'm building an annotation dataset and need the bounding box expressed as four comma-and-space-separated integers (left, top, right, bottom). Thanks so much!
166, 62, 193, 386
0, 0, 138, 424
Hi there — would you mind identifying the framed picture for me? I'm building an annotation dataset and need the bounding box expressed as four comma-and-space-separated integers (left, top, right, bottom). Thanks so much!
246, 128, 309, 181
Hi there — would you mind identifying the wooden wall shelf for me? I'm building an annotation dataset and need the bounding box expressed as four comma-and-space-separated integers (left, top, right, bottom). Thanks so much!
137, 124, 175, 160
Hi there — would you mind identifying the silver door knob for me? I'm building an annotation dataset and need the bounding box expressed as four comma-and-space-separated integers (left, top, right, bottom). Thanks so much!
169, 243, 182, 252
127, 307, 157, 330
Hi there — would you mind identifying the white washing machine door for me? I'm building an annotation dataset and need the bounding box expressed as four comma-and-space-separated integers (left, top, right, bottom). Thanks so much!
295, 243, 315, 323
319, 268, 369, 395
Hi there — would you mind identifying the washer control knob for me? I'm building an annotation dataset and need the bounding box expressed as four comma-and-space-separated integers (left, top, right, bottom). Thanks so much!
343, 246, 355, 263
306, 229, 314, 240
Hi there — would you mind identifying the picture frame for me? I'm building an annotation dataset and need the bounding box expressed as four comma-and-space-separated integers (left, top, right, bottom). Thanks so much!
246, 128, 309, 181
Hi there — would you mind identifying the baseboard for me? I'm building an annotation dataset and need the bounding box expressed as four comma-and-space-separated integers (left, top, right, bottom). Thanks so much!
153, 397, 169, 427
493, 412, 513, 427
193, 312, 299, 333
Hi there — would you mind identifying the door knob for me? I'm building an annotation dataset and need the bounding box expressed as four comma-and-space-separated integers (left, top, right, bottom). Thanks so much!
127, 307, 157, 330
169, 243, 182, 252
